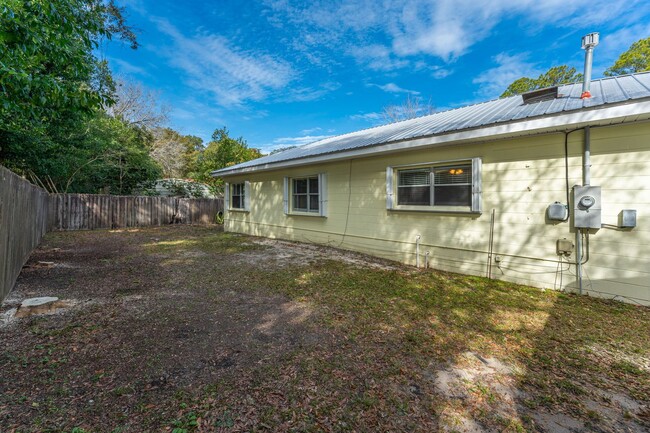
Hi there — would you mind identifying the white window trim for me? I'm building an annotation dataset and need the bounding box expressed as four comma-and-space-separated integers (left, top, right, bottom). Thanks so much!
226, 181, 250, 212
283, 173, 327, 217
387, 157, 482, 214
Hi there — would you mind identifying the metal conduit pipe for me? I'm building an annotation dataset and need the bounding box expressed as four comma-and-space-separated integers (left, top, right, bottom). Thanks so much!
415, 235, 421, 268
576, 126, 592, 295
583, 126, 591, 186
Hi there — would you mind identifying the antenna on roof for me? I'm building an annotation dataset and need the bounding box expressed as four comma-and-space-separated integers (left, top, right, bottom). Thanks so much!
581, 32, 599, 99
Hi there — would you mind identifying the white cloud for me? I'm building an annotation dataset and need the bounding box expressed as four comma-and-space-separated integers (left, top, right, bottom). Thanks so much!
277, 82, 342, 103
258, 133, 334, 154
273, 135, 332, 146
432, 68, 453, 79
347, 44, 410, 71
151, 17, 296, 107
350, 112, 383, 122
473, 52, 541, 99
109, 58, 149, 77
368, 82, 420, 94
263, 0, 649, 71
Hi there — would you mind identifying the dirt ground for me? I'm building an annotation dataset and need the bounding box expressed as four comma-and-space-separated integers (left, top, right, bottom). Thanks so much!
1, 226, 648, 433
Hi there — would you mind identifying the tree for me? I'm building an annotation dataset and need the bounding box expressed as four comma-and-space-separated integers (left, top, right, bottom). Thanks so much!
0, 0, 137, 132
605, 37, 650, 76
73, 114, 161, 194
150, 128, 203, 178
382, 94, 435, 123
106, 79, 169, 130
500, 66, 583, 97
192, 127, 262, 193
0, 0, 160, 195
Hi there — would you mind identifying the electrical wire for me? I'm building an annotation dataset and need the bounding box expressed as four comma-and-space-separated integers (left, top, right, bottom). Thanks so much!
563, 128, 582, 221
334, 159, 354, 248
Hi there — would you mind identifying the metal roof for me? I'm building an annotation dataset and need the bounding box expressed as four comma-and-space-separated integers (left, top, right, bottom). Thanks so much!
214, 72, 650, 176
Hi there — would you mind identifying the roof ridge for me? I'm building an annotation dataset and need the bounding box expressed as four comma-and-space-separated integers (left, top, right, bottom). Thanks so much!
214, 72, 650, 175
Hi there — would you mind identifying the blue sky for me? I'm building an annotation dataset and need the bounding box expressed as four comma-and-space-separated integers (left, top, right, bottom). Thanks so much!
104, 0, 650, 153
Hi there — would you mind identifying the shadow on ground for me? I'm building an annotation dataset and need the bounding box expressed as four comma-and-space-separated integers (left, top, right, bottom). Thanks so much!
0, 226, 648, 432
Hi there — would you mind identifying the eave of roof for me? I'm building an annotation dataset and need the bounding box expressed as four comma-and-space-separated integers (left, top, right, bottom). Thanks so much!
213, 73, 650, 177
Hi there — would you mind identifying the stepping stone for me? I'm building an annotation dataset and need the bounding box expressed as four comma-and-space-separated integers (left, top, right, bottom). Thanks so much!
15, 297, 66, 318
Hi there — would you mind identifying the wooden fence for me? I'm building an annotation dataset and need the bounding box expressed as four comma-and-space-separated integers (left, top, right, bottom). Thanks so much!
1, 166, 51, 300
1, 164, 223, 299
48, 194, 223, 230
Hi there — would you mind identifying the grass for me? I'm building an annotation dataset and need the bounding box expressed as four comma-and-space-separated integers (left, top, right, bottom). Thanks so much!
1, 226, 648, 432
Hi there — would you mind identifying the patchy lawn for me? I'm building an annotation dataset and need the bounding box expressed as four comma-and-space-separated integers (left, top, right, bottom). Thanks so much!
1, 226, 648, 433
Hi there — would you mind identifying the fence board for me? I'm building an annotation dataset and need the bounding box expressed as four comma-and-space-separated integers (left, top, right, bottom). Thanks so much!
0, 166, 50, 300
1, 163, 223, 301
48, 194, 223, 231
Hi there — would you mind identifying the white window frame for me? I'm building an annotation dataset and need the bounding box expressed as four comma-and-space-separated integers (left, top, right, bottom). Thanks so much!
225, 181, 250, 212
283, 173, 327, 217
386, 158, 482, 213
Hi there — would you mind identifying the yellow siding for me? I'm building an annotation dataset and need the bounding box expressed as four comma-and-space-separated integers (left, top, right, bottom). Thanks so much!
225, 122, 650, 305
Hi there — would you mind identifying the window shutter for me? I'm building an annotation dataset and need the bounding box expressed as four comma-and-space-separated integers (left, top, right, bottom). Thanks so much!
471, 158, 482, 213
224, 183, 230, 210
244, 181, 251, 211
283, 177, 289, 214
318, 173, 328, 217
386, 167, 394, 209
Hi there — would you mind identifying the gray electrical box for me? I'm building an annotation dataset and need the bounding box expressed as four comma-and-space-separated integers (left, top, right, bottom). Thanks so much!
618, 209, 636, 228
547, 202, 568, 221
573, 185, 602, 229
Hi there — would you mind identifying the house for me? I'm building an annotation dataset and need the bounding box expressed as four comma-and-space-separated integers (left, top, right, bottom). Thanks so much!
213, 72, 650, 305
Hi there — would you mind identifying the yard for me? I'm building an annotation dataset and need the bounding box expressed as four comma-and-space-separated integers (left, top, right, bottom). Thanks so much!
1, 226, 648, 433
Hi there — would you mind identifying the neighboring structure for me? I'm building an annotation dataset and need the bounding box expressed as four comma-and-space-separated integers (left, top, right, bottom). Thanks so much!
145, 179, 218, 199
213, 72, 650, 305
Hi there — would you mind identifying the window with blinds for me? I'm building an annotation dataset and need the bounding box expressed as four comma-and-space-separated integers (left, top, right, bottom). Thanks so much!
397, 164, 472, 207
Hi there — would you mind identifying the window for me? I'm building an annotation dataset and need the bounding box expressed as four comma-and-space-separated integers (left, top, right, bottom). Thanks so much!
225, 181, 250, 211
283, 174, 328, 216
231, 183, 245, 209
292, 177, 319, 212
387, 158, 482, 212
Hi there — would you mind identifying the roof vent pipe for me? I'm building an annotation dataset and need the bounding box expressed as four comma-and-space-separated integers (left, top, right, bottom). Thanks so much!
581, 32, 599, 99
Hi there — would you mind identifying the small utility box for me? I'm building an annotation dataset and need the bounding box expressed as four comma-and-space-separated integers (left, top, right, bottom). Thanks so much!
547, 201, 568, 221
556, 238, 574, 256
618, 209, 637, 229
573, 185, 602, 229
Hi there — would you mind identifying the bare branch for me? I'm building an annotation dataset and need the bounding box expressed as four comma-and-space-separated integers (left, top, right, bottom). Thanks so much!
382, 94, 436, 123
105, 78, 169, 130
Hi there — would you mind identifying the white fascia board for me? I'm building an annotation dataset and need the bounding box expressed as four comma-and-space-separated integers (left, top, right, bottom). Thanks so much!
213, 100, 650, 177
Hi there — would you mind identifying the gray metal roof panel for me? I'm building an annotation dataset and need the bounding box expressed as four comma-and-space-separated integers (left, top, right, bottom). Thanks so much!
215, 72, 650, 174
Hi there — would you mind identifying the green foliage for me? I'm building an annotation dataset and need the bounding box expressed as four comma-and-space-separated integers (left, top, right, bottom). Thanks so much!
605, 37, 650, 76
150, 128, 203, 178
1, 112, 161, 194
0, 0, 137, 132
190, 127, 262, 193
501, 66, 583, 97
0, 0, 160, 194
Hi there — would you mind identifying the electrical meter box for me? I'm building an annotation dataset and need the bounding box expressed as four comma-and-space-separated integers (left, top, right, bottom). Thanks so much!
573, 185, 602, 229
